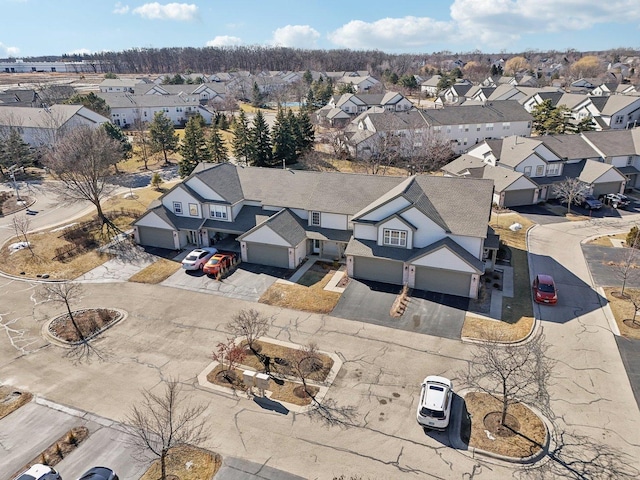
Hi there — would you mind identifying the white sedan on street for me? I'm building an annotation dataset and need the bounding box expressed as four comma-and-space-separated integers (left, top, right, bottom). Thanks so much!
181, 247, 218, 271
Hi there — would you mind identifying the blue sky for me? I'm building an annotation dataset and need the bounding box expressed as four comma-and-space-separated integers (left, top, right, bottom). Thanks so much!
1, 0, 639, 58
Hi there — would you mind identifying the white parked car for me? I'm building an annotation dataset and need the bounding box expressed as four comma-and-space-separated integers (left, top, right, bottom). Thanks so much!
416, 375, 453, 431
181, 247, 218, 271
14, 464, 61, 480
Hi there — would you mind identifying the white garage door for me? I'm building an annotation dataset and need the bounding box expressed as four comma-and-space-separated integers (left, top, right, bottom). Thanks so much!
246, 243, 289, 268
414, 267, 471, 297
353, 257, 404, 285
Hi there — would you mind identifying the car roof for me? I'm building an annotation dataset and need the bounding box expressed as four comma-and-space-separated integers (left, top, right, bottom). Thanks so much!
536, 274, 555, 284
424, 375, 452, 387
18, 464, 53, 477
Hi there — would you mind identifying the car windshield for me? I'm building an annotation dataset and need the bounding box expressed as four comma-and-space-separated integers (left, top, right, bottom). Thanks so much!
185, 254, 198, 261
538, 282, 555, 293
420, 407, 445, 418
208, 258, 220, 265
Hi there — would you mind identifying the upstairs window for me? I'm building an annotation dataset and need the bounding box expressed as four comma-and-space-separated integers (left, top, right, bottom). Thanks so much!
383, 229, 407, 247
535, 165, 544, 176
210, 205, 227, 219
547, 163, 561, 175
173, 202, 182, 214
189, 203, 198, 216
310, 211, 320, 226
486, 123, 494, 131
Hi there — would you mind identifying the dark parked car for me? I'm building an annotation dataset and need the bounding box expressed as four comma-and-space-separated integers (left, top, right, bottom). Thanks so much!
76, 467, 119, 480
599, 193, 631, 209
581, 195, 603, 210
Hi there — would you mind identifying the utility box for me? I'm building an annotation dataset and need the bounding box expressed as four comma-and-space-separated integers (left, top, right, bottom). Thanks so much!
255, 373, 270, 395
243, 370, 257, 388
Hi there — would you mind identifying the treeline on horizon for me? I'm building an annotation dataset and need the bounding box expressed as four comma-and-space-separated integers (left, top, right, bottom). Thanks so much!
3, 45, 639, 76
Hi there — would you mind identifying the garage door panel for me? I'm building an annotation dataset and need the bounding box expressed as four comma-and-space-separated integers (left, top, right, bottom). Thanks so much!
415, 267, 471, 297
592, 182, 622, 198
353, 257, 403, 285
138, 226, 175, 250
503, 189, 535, 207
246, 243, 289, 268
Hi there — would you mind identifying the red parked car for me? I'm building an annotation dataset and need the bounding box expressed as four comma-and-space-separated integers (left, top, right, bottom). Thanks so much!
203, 252, 237, 277
533, 274, 558, 304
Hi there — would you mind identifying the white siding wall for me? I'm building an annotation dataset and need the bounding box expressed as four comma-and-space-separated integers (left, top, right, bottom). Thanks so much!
291, 208, 307, 219
162, 189, 202, 217
354, 223, 377, 241
412, 248, 476, 272
449, 235, 483, 259
135, 212, 174, 229
376, 217, 413, 248
294, 241, 307, 266
321, 212, 348, 230
610, 155, 634, 169
516, 154, 547, 177
186, 177, 225, 201
400, 208, 446, 248
358, 197, 411, 222
242, 226, 289, 246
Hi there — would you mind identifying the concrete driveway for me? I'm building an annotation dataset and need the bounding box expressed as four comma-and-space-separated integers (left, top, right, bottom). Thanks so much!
161, 262, 290, 302
331, 279, 467, 339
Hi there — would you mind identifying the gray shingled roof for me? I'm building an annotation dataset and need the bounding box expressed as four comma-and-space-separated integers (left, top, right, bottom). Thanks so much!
536, 134, 601, 160
191, 163, 244, 204
202, 205, 274, 233
238, 208, 307, 246
344, 238, 414, 262
97, 92, 201, 108
582, 130, 637, 156
496, 136, 544, 168
0, 104, 89, 128
423, 100, 532, 126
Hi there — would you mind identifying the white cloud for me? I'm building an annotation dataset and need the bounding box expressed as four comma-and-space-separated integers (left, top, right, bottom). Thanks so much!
328, 16, 454, 50
132, 2, 198, 21
271, 25, 320, 49
0, 42, 20, 56
449, 0, 640, 47
206, 36, 242, 47
113, 2, 129, 14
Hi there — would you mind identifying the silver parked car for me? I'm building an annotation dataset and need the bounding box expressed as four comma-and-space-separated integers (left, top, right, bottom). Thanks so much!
181, 247, 218, 271
14, 464, 61, 480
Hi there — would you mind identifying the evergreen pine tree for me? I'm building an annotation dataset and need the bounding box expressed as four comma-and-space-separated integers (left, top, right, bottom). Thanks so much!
178, 114, 210, 177
208, 125, 228, 163
295, 110, 315, 154
0, 129, 34, 176
251, 81, 263, 108
272, 108, 297, 166
248, 110, 272, 167
231, 110, 251, 165
149, 111, 179, 166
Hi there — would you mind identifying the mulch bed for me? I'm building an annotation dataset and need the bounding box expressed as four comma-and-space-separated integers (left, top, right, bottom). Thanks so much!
48, 308, 121, 343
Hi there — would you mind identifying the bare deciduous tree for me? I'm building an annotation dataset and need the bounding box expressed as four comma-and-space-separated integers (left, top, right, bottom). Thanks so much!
125, 378, 209, 480
552, 178, 589, 214
226, 308, 271, 354
38, 282, 103, 362
12, 214, 35, 257
609, 228, 640, 297
290, 342, 358, 428
44, 125, 123, 236
211, 338, 246, 382
132, 111, 152, 170
459, 329, 553, 427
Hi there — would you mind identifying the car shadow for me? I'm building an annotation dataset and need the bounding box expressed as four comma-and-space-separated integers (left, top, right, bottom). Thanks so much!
529, 252, 608, 324
253, 396, 290, 415
421, 393, 469, 449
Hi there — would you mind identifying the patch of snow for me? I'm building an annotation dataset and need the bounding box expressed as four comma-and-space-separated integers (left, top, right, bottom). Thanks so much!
51, 223, 78, 232
509, 222, 523, 232
8, 242, 30, 253
484, 429, 496, 441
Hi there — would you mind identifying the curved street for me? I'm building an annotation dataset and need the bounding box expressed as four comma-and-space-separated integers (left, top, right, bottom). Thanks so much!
1, 181, 640, 478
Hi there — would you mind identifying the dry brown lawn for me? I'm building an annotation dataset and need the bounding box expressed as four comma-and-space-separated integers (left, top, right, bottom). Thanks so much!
0, 386, 32, 419
466, 392, 546, 458
586, 233, 627, 247
241, 339, 334, 383
129, 258, 181, 283
139, 445, 221, 480
259, 267, 341, 313
604, 287, 640, 340
463, 215, 534, 342
205, 364, 317, 406
0, 186, 166, 280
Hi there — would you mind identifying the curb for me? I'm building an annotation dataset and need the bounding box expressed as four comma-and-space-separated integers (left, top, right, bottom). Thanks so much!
452, 388, 552, 465
41, 308, 128, 348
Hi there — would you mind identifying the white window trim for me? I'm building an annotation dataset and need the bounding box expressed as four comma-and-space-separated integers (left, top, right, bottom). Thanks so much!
383, 229, 407, 247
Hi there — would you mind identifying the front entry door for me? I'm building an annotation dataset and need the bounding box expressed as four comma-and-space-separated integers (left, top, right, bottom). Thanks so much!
313, 239, 321, 254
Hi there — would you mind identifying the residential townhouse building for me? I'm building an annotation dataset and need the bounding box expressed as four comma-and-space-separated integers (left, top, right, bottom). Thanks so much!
133, 162, 496, 298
